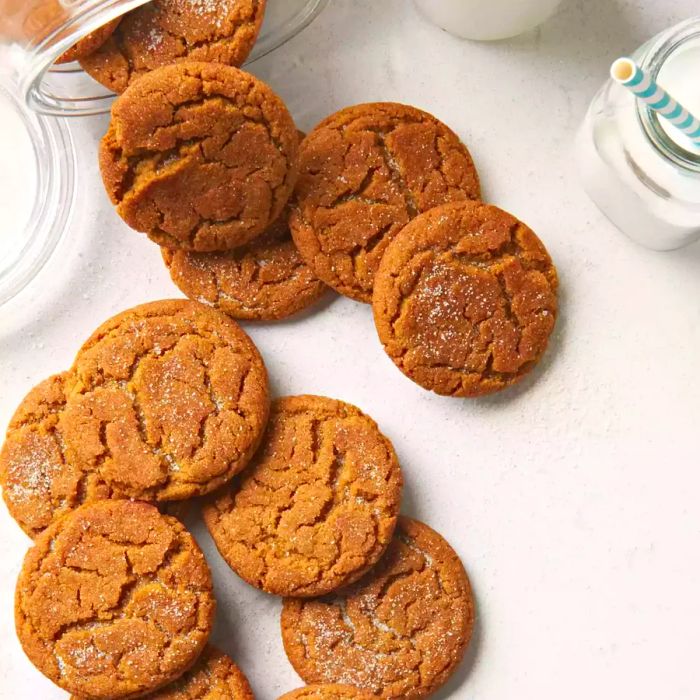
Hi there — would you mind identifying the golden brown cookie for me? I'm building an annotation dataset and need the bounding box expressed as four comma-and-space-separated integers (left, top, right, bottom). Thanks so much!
69, 644, 254, 699
281, 518, 475, 700
162, 207, 329, 321
80, 0, 266, 93
372, 201, 558, 397
55, 17, 122, 64
63, 299, 269, 502
99, 61, 299, 252
0, 373, 113, 538
203, 396, 402, 597
278, 686, 376, 700
16, 500, 216, 700
290, 102, 480, 302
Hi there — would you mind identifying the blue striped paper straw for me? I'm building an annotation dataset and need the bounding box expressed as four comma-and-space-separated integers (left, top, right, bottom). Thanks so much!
611, 57, 700, 145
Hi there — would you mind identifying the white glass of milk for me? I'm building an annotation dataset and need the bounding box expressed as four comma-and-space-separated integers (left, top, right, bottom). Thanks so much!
576, 18, 700, 251
413, 0, 564, 41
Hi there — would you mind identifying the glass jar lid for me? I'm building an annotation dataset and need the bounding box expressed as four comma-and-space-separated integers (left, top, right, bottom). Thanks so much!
0, 80, 75, 306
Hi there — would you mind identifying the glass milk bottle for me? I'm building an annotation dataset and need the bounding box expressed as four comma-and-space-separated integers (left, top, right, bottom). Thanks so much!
576, 17, 700, 251
413, 0, 564, 41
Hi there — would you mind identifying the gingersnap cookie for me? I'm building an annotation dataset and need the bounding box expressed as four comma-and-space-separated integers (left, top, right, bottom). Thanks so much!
0, 373, 113, 538
55, 17, 122, 64
162, 206, 329, 321
372, 201, 558, 397
16, 499, 216, 699
203, 395, 402, 597
290, 102, 480, 302
70, 645, 254, 699
278, 686, 376, 700
281, 517, 475, 699
80, 0, 266, 93
100, 61, 299, 252
63, 299, 269, 501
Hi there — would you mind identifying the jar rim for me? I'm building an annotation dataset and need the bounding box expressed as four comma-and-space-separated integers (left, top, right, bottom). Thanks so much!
0, 81, 76, 306
638, 16, 700, 174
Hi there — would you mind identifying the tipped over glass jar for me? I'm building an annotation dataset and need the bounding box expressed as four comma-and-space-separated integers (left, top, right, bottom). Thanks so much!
0, 0, 328, 116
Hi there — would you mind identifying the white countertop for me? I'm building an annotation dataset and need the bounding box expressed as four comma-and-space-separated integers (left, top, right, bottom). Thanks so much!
2, 1, 700, 698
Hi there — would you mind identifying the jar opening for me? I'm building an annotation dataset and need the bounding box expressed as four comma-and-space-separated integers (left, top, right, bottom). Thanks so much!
638, 17, 700, 173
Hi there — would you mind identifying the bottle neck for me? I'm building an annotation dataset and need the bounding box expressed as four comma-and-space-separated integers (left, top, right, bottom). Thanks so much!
637, 17, 700, 174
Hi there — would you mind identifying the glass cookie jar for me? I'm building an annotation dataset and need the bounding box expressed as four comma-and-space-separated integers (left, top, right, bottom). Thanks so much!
0, 0, 327, 307
576, 17, 700, 251
0, 0, 329, 116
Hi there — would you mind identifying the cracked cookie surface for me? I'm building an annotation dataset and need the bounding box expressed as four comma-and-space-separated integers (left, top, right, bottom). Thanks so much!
56, 17, 122, 64
290, 102, 480, 302
80, 0, 266, 93
281, 517, 475, 700
162, 205, 329, 321
15, 500, 215, 699
278, 685, 377, 700
372, 201, 558, 397
0, 373, 114, 538
71, 644, 254, 699
64, 299, 269, 502
203, 395, 402, 597
100, 62, 299, 252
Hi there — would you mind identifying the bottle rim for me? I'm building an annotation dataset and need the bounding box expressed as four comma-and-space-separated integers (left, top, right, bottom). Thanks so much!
638, 16, 700, 174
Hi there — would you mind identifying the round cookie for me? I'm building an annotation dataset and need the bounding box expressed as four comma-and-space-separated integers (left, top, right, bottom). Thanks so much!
100, 61, 299, 252
281, 517, 475, 700
64, 299, 269, 502
162, 207, 329, 321
55, 17, 122, 64
290, 102, 481, 302
0, 372, 113, 538
69, 645, 254, 699
203, 395, 402, 597
16, 499, 216, 699
80, 0, 266, 93
372, 201, 558, 397
278, 686, 377, 700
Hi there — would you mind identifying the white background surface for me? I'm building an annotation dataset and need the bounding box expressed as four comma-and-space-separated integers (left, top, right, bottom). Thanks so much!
2, 0, 700, 698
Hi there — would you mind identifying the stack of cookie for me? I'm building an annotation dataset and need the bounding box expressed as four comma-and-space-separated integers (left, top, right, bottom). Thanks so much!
1, 298, 475, 698
57, 0, 332, 323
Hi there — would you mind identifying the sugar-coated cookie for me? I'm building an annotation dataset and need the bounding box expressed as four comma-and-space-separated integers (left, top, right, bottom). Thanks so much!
0, 373, 113, 538
203, 396, 402, 597
281, 517, 475, 699
81, 0, 266, 92
65, 299, 270, 501
290, 102, 480, 302
372, 201, 558, 397
100, 62, 298, 252
16, 500, 215, 699
162, 206, 329, 321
